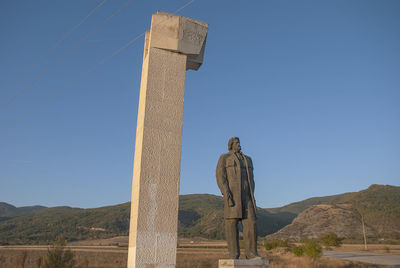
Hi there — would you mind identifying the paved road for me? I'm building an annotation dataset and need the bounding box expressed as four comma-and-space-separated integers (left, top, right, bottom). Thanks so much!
324, 251, 400, 266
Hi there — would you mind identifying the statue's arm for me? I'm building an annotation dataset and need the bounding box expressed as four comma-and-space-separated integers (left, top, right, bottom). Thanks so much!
216, 155, 230, 197
248, 156, 255, 192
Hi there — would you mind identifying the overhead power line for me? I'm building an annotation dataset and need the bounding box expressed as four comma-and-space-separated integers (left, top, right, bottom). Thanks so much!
0, 0, 107, 98
0, 0, 196, 134
1, 0, 132, 110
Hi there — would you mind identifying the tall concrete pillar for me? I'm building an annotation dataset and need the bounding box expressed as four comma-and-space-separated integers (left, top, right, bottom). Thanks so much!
128, 12, 208, 268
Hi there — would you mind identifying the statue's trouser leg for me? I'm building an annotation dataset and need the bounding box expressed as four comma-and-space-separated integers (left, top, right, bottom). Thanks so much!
225, 218, 240, 259
242, 203, 258, 258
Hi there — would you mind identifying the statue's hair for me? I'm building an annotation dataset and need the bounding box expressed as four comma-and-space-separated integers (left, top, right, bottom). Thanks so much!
228, 137, 240, 151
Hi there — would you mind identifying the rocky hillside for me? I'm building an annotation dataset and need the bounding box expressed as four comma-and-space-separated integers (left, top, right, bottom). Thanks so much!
266, 203, 375, 241
266, 184, 400, 242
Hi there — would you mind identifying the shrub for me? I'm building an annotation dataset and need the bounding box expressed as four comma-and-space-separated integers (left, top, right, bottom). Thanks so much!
303, 240, 322, 259
264, 240, 290, 250
43, 237, 75, 268
318, 232, 342, 247
292, 245, 304, 256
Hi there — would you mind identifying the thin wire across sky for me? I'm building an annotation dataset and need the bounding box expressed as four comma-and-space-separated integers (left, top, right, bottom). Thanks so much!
0, 0, 196, 134
0, 0, 108, 98
0, 0, 132, 110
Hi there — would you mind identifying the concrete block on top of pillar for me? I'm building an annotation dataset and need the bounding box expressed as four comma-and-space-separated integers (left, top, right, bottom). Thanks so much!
128, 11, 208, 268
149, 11, 208, 70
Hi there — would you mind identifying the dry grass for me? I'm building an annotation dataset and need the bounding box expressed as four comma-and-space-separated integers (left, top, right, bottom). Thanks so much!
262, 247, 382, 268
179, 245, 392, 268
329, 244, 400, 255
177, 254, 219, 268
0, 242, 397, 267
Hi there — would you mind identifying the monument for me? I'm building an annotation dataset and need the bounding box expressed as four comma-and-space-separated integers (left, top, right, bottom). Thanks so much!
216, 137, 269, 267
127, 12, 208, 268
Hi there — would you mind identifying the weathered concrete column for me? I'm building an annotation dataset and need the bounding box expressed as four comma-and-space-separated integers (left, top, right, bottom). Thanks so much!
128, 12, 208, 268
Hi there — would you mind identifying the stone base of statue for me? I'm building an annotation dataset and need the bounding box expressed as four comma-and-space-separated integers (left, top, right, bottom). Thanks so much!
219, 258, 269, 268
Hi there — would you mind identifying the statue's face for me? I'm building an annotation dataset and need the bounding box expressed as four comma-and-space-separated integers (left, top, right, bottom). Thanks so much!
232, 139, 241, 153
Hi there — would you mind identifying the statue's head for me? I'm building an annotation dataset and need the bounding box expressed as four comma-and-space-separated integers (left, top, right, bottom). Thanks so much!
228, 137, 241, 153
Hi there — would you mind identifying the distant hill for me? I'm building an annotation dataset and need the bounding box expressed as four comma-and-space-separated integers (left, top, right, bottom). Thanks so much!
178, 194, 295, 239
0, 195, 293, 245
0, 202, 17, 215
0, 184, 398, 245
266, 184, 400, 242
264, 192, 354, 215
0, 203, 130, 245
0, 202, 46, 216
0, 202, 47, 224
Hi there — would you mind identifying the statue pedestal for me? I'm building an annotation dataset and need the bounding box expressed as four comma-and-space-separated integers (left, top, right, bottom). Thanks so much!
219, 259, 269, 268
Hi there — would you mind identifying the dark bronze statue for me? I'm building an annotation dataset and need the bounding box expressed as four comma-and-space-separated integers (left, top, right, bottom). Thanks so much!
216, 137, 262, 259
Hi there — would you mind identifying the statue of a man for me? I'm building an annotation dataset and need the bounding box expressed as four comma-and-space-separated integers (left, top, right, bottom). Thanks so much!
216, 137, 261, 259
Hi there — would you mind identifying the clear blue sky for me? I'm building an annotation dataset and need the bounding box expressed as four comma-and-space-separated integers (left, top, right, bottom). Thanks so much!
1, 0, 399, 209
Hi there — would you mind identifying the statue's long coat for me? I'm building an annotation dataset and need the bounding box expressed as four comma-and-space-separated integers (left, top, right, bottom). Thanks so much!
216, 152, 255, 219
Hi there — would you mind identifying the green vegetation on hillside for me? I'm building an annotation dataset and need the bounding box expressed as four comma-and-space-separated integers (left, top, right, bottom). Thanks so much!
0, 202, 46, 216
178, 194, 294, 239
0, 203, 130, 245
348, 185, 400, 240
0, 203, 17, 215
0, 194, 293, 245
0, 184, 399, 245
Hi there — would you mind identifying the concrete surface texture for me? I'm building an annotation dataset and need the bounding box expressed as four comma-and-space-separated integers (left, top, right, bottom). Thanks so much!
127, 12, 208, 268
324, 251, 400, 266
219, 258, 269, 268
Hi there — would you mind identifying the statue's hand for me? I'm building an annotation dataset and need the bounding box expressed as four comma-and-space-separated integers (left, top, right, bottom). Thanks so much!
227, 191, 235, 207
228, 197, 235, 207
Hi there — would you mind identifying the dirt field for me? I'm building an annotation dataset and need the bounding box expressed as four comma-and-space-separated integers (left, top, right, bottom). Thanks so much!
0, 240, 398, 268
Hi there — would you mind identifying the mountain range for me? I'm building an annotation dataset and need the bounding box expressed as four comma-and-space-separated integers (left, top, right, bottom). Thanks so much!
0, 184, 399, 245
